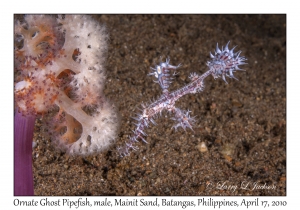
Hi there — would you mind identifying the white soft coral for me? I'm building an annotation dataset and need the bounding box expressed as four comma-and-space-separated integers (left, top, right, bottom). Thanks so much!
14, 15, 120, 155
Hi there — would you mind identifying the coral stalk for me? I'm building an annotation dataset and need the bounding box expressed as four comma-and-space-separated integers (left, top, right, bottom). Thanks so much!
14, 112, 35, 195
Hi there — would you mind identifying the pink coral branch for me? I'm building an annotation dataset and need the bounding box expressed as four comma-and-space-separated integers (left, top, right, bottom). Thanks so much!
14, 15, 120, 194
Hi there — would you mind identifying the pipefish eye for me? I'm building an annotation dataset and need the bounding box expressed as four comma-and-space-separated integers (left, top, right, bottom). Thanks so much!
156, 66, 161, 74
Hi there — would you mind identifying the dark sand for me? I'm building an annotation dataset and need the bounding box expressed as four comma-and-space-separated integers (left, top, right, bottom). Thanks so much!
27, 15, 285, 196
